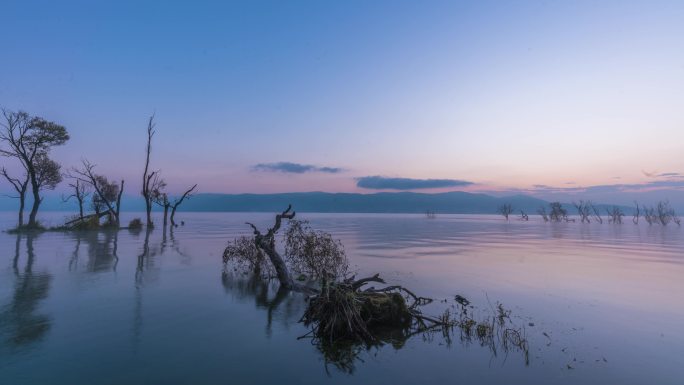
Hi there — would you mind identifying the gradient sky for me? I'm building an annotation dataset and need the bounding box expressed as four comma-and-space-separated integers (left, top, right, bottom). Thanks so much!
1, 0, 683, 203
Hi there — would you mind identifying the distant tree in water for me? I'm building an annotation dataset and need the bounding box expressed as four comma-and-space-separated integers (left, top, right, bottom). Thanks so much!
549, 202, 569, 222
633, 202, 640, 224
573, 200, 592, 223
0, 109, 69, 228
537, 206, 549, 222
519, 210, 529, 221
605, 206, 624, 224
641, 201, 680, 226
497, 204, 514, 220
141, 115, 159, 228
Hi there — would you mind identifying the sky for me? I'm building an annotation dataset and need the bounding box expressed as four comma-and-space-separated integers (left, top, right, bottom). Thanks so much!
1, 0, 683, 205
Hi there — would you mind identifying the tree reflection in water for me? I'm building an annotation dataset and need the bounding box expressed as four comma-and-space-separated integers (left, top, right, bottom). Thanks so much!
221, 269, 531, 375
0, 233, 52, 349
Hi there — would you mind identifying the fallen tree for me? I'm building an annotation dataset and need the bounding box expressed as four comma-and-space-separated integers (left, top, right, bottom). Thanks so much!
223, 205, 530, 360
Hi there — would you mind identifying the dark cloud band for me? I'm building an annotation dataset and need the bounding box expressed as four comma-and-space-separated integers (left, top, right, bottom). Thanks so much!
252, 162, 343, 174
356, 176, 473, 190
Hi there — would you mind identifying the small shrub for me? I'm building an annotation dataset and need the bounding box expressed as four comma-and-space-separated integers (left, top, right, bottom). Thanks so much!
128, 218, 143, 230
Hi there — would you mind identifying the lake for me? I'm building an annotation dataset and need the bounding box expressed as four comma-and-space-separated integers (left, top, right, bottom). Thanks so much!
1, 211, 683, 384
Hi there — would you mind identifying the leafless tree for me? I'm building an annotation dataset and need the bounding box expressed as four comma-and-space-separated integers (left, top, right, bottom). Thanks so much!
589, 202, 603, 224
537, 206, 549, 222
549, 202, 568, 222
497, 204, 514, 220
573, 200, 592, 223
605, 206, 624, 224
0, 109, 69, 227
63, 179, 91, 221
70, 160, 124, 227
1, 166, 29, 226
656, 201, 679, 226
170, 184, 197, 227
643, 205, 657, 225
633, 202, 640, 224
141, 115, 159, 228
150, 175, 170, 227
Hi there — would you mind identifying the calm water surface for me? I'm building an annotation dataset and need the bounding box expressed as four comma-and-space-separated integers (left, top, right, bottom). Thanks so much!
1, 212, 683, 384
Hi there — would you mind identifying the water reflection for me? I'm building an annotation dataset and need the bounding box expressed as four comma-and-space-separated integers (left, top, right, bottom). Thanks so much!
0, 234, 52, 349
67, 230, 120, 272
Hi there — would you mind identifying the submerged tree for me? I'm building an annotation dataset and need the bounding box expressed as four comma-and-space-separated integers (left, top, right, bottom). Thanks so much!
0, 109, 69, 228
169, 184, 197, 227
141, 115, 158, 228
537, 206, 549, 222
497, 204, 514, 220
633, 202, 640, 224
152, 180, 197, 228
223, 206, 531, 368
573, 200, 592, 223
549, 202, 568, 222
606, 206, 624, 224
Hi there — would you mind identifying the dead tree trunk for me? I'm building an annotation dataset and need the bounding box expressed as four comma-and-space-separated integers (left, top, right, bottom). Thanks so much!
1, 167, 29, 227
246, 205, 300, 291
170, 184, 197, 227
142, 115, 156, 228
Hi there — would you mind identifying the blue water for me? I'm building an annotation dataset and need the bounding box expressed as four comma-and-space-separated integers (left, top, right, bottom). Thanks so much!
1, 212, 683, 384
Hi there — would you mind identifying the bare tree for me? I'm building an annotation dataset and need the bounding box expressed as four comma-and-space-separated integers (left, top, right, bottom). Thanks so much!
0, 109, 69, 227
589, 202, 603, 224
656, 201, 679, 226
537, 206, 549, 222
150, 175, 170, 227
71, 160, 124, 227
245, 205, 300, 290
63, 179, 91, 221
605, 206, 624, 224
643, 205, 657, 225
573, 200, 592, 223
141, 115, 158, 228
497, 204, 514, 220
1, 166, 29, 226
633, 201, 640, 224
170, 184, 197, 227
549, 202, 568, 222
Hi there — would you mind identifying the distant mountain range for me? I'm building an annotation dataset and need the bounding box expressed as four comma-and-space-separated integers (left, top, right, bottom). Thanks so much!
0, 191, 637, 215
